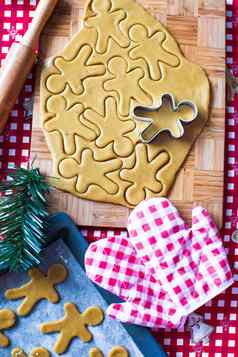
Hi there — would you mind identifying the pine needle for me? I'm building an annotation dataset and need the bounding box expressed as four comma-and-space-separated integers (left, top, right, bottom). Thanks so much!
0, 167, 50, 272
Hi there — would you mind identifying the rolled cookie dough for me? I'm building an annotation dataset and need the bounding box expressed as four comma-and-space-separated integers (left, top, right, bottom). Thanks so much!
41, 0, 209, 207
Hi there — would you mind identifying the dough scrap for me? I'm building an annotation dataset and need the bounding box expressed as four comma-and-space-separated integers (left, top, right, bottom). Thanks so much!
5, 264, 68, 316
30, 347, 50, 357
0, 309, 16, 348
90, 348, 103, 357
89, 346, 128, 357
109, 346, 129, 357
40, 303, 104, 354
41, 0, 210, 208
12, 347, 50, 357
11, 347, 27, 357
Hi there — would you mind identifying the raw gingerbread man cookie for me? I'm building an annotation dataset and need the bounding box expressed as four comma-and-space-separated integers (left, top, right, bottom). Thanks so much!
12, 347, 50, 357
58, 149, 122, 194
40, 302, 104, 354
45, 95, 96, 154
83, 97, 135, 157
5, 264, 68, 316
85, 0, 129, 53
90, 346, 128, 357
104, 56, 152, 116
120, 144, 170, 205
129, 24, 179, 80
0, 309, 16, 347
46, 45, 105, 94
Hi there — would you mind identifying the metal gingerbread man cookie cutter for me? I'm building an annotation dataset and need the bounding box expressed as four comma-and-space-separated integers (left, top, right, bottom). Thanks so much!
131, 93, 198, 144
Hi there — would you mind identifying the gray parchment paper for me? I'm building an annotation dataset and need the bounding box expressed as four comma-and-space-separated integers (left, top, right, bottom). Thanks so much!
0, 239, 143, 356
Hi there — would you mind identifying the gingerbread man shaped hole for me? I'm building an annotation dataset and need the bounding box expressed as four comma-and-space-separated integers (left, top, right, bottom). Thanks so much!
132, 93, 198, 143
5, 264, 68, 316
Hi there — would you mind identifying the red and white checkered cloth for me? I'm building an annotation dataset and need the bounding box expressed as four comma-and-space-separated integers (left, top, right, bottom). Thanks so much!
85, 198, 233, 329
1, 0, 238, 355
0, 0, 36, 177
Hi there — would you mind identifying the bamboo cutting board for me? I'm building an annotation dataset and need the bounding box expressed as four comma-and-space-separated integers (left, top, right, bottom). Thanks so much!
31, 0, 225, 228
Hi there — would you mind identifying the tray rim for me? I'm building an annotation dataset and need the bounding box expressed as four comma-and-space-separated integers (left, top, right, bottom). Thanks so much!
47, 211, 168, 357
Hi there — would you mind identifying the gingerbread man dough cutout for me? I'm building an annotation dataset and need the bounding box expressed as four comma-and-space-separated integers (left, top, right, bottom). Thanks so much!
5, 264, 68, 316
59, 149, 122, 194
46, 45, 105, 94
89, 346, 128, 357
85, 0, 129, 53
120, 144, 170, 205
83, 97, 135, 157
12, 347, 50, 357
45, 95, 97, 154
104, 57, 152, 116
129, 24, 180, 80
0, 309, 16, 348
41, 303, 104, 354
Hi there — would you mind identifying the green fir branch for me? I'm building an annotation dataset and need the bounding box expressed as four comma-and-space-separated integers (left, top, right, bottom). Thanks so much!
0, 167, 50, 272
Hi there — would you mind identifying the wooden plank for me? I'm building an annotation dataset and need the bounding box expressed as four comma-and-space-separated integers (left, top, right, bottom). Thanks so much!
31, 0, 225, 228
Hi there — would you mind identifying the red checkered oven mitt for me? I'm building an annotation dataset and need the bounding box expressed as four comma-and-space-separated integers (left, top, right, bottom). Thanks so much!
85, 198, 233, 329
85, 235, 186, 328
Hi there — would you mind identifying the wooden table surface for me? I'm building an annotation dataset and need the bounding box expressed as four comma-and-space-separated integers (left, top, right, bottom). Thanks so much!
31, 0, 225, 228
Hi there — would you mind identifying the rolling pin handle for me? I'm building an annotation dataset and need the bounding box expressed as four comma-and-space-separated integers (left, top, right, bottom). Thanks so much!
21, 0, 59, 50
0, 0, 59, 134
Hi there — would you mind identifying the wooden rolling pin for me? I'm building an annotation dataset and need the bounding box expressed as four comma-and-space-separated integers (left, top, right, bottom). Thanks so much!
0, 0, 59, 134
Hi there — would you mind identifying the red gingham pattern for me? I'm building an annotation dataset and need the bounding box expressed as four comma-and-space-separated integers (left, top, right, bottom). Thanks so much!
1, 0, 238, 355
127, 199, 233, 315
0, 0, 38, 177
85, 198, 233, 329
85, 234, 186, 329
